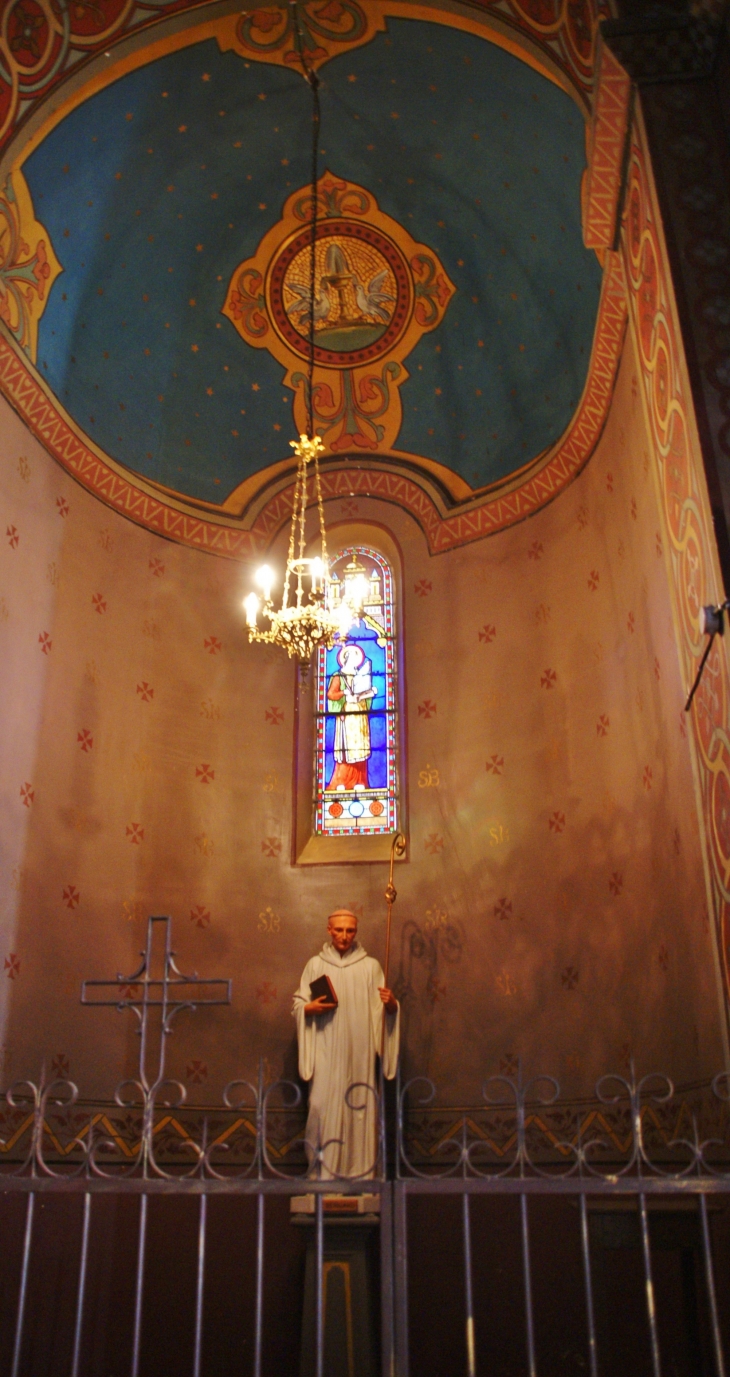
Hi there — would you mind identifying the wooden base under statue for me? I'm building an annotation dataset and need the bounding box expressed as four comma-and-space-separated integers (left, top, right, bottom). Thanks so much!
293, 1208, 380, 1377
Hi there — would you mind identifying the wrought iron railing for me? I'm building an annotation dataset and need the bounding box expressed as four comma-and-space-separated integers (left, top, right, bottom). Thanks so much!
1, 915, 729, 1377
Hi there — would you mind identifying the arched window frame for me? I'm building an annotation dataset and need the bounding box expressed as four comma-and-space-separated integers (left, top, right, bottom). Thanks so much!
293, 522, 406, 865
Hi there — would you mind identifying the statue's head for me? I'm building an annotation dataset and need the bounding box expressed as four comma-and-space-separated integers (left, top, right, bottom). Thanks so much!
328, 907, 358, 954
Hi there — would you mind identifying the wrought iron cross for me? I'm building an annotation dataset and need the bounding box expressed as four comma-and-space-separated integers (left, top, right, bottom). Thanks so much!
81, 915, 232, 1092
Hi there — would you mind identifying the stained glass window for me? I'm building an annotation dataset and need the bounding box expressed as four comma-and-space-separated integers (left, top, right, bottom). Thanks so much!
314, 546, 398, 836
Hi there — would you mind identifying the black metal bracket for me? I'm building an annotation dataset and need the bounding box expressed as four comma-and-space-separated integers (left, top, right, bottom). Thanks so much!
684, 602, 730, 712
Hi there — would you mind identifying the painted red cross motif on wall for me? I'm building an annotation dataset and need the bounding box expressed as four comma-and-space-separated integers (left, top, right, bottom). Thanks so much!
485, 754, 504, 775
186, 1060, 208, 1083
265, 707, 284, 725
51, 1054, 70, 1078
136, 682, 154, 702
19, 782, 34, 807
414, 579, 432, 597
6, 525, 18, 548
190, 905, 211, 929
540, 669, 557, 689
62, 885, 80, 909
627, 612, 635, 633
91, 593, 107, 614
561, 966, 579, 990
126, 823, 144, 845
653, 657, 661, 681
204, 636, 222, 654
56, 497, 69, 517
606, 472, 614, 493
658, 943, 669, 972
596, 714, 610, 737
478, 624, 496, 644
77, 730, 93, 753
494, 898, 512, 921
4, 954, 20, 980
587, 570, 600, 591
643, 766, 653, 791
196, 763, 215, 784
261, 837, 281, 857
149, 558, 165, 577
608, 871, 623, 896
418, 700, 437, 719
549, 811, 566, 833
577, 505, 589, 530
500, 1054, 519, 1077
528, 540, 544, 561
256, 981, 277, 1004
630, 497, 637, 521
38, 632, 52, 654
424, 833, 443, 854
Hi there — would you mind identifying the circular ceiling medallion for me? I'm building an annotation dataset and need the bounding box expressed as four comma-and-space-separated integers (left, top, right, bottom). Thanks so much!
267, 219, 412, 369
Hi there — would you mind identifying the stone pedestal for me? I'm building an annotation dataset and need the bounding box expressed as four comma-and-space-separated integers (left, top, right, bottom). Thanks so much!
295, 1213, 380, 1377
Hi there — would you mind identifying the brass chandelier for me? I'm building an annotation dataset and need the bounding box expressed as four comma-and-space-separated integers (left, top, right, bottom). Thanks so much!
242, 11, 355, 666
244, 432, 356, 662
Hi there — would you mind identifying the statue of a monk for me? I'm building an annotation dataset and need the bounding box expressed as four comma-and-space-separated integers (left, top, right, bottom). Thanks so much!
292, 908, 400, 1179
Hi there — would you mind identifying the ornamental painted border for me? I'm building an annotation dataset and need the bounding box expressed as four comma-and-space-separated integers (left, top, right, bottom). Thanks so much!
621, 109, 730, 1042
0, 250, 627, 557
0, 0, 604, 165
250, 250, 627, 554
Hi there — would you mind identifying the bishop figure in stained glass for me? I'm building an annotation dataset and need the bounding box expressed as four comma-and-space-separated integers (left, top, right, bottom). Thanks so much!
327, 643, 376, 791
314, 546, 398, 837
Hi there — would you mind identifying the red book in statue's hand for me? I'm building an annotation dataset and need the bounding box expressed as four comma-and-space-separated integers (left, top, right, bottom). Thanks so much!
309, 975, 338, 1006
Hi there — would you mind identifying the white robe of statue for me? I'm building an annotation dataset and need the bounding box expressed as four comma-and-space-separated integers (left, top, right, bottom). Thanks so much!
292, 939, 400, 1179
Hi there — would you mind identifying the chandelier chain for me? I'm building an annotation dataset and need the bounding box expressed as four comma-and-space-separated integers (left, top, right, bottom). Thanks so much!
313, 445, 328, 570
290, 0, 320, 441
244, 10, 349, 665
297, 447, 308, 608
284, 452, 302, 611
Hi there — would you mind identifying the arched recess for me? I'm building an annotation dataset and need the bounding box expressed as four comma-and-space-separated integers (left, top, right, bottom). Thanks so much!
293, 521, 406, 865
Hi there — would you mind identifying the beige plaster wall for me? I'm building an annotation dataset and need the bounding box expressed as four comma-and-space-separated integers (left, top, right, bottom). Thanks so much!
0, 330, 721, 1104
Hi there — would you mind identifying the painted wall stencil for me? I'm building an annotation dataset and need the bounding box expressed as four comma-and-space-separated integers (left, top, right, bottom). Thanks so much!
0, 170, 59, 358
620, 110, 730, 1038
228, 0, 387, 72
314, 546, 397, 835
223, 173, 454, 452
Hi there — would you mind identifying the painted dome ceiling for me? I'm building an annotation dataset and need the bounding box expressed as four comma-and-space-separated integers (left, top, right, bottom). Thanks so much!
12, 5, 603, 518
